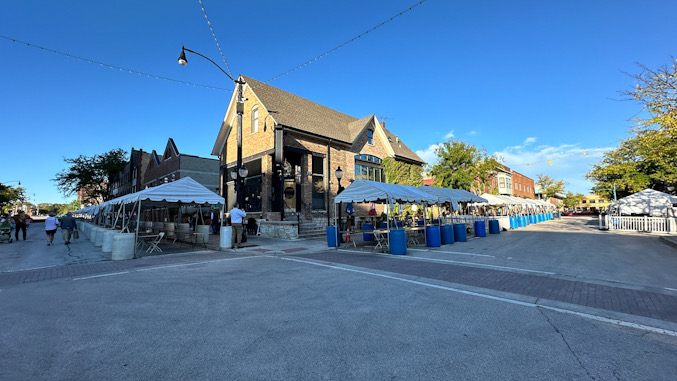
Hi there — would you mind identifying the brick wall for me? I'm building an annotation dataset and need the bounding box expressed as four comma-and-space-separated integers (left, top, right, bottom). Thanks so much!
512, 171, 535, 198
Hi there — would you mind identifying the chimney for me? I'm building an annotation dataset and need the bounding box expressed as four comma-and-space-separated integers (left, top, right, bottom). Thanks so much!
396, 136, 399, 143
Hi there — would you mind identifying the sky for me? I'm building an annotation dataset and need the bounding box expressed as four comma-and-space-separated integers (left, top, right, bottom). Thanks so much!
2, 0, 675, 205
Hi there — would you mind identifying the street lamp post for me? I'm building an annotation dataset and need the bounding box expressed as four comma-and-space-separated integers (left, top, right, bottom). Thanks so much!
178, 46, 247, 208
335, 166, 344, 242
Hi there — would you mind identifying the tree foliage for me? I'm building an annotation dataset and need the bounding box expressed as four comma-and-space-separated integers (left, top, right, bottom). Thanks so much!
562, 192, 584, 210
38, 200, 81, 215
0, 184, 26, 212
429, 139, 501, 192
53, 149, 127, 205
535, 174, 566, 198
383, 158, 423, 186
587, 59, 677, 197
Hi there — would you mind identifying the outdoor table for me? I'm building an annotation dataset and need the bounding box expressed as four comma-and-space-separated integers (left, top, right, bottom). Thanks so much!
405, 227, 425, 245
372, 229, 389, 252
137, 233, 160, 251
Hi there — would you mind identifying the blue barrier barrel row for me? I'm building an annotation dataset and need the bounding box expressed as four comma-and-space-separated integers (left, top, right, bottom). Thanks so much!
362, 223, 374, 242
474, 221, 486, 237
327, 226, 339, 247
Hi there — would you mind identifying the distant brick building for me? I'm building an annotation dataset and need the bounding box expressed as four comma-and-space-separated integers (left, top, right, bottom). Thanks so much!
143, 138, 219, 192
109, 148, 152, 199
511, 170, 535, 198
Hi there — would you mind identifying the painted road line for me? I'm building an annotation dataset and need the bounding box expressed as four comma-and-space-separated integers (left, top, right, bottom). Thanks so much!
408, 249, 495, 258
337, 249, 554, 276
280, 256, 677, 337
73, 271, 130, 281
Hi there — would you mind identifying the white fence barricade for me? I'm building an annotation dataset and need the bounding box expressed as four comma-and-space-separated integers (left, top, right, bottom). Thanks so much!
603, 215, 676, 234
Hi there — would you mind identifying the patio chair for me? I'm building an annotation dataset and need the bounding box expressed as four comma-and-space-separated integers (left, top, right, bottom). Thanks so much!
146, 232, 165, 253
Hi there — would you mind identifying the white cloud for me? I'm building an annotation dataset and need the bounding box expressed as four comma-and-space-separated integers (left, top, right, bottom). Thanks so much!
444, 130, 455, 140
523, 137, 536, 145
493, 144, 612, 194
468, 131, 477, 135
415, 144, 440, 165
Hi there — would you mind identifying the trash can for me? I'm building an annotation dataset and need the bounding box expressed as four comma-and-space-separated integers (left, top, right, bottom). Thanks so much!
488, 220, 500, 234
426, 226, 441, 247
453, 223, 467, 242
220, 226, 233, 249
362, 222, 374, 242
474, 221, 486, 237
440, 225, 454, 244
327, 226, 339, 247
389, 229, 406, 255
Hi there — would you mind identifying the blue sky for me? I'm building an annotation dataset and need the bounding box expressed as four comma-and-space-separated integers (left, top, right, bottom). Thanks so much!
2, 0, 675, 204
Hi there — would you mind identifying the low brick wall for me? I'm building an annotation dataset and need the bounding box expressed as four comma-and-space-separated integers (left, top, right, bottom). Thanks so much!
259, 221, 299, 239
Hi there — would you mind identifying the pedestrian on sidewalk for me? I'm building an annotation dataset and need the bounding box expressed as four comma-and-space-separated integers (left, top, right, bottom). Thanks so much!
60, 212, 77, 245
13, 211, 28, 241
229, 203, 247, 249
44, 213, 58, 246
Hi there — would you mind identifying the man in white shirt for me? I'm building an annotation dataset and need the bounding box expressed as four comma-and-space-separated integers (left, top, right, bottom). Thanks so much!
229, 203, 247, 249
44, 213, 59, 246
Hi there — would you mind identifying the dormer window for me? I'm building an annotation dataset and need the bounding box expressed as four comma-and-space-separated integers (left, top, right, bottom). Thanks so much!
367, 129, 374, 145
251, 106, 259, 134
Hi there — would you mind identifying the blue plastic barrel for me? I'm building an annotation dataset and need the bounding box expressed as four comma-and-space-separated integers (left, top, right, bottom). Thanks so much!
389, 229, 407, 255
453, 223, 467, 242
417, 220, 424, 226
380, 222, 388, 229
440, 225, 454, 244
474, 221, 486, 237
518, 216, 526, 227
529, 215, 536, 224
510, 217, 518, 229
363, 223, 374, 242
327, 226, 339, 247
396, 221, 403, 228
426, 226, 441, 247
488, 220, 500, 234
538, 214, 544, 222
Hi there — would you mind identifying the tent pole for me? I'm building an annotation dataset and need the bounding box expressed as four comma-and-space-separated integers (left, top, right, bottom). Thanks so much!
134, 199, 141, 257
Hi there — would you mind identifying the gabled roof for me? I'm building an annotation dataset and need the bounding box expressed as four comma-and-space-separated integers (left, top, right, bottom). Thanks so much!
212, 76, 424, 165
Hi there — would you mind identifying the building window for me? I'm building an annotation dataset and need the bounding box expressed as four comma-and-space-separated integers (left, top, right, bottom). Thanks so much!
312, 156, 325, 210
367, 129, 374, 145
354, 154, 384, 182
251, 106, 259, 134
582, 200, 587, 204
499, 177, 505, 187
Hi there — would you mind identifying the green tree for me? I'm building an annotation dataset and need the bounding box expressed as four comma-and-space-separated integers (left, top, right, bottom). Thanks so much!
562, 192, 584, 210
429, 139, 501, 192
383, 158, 423, 186
53, 149, 127, 205
587, 59, 677, 196
0, 184, 26, 213
535, 174, 566, 198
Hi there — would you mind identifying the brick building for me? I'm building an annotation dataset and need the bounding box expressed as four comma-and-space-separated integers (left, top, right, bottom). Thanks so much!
143, 138, 219, 192
212, 75, 424, 226
511, 170, 535, 198
109, 148, 152, 199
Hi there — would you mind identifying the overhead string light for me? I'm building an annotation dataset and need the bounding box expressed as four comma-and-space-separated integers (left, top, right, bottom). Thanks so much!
0, 34, 231, 92
198, 0, 234, 79
267, 0, 428, 82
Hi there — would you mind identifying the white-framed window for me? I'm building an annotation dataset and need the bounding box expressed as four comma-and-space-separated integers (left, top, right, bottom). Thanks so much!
367, 129, 374, 145
251, 106, 259, 134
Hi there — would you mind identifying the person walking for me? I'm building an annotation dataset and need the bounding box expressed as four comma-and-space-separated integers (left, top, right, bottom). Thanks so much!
60, 212, 77, 245
229, 203, 247, 249
13, 211, 28, 241
44, 213, 58, 246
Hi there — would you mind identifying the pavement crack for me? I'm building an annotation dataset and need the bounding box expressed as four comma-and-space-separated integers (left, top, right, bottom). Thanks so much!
538, 307, 596, 380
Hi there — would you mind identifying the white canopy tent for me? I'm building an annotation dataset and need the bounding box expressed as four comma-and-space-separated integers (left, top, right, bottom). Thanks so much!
611, 189, 677, 217
334, 179, 441, 231
74, 177, 225, 252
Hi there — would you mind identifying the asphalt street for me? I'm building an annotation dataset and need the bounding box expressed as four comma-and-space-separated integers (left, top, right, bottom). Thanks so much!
1, 217, 676, 380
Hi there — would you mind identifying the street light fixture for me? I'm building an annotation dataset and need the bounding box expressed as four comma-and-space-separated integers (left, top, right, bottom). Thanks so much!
179, 46, 247, 207
335, 166, 344, 242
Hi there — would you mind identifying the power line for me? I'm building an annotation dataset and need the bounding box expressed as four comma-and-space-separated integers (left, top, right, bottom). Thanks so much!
267, 0, 428, 82
0, 34, 231, 92
198, 0, 234, 79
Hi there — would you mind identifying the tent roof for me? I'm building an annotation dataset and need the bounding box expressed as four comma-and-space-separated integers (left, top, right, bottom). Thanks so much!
614, 189, 677, 205
334, 179, 440, 205
109, 177, 225, 205
420, 186, 487, 203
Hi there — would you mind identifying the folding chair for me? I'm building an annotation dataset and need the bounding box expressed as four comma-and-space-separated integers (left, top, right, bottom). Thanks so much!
146, 232, 165, 253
